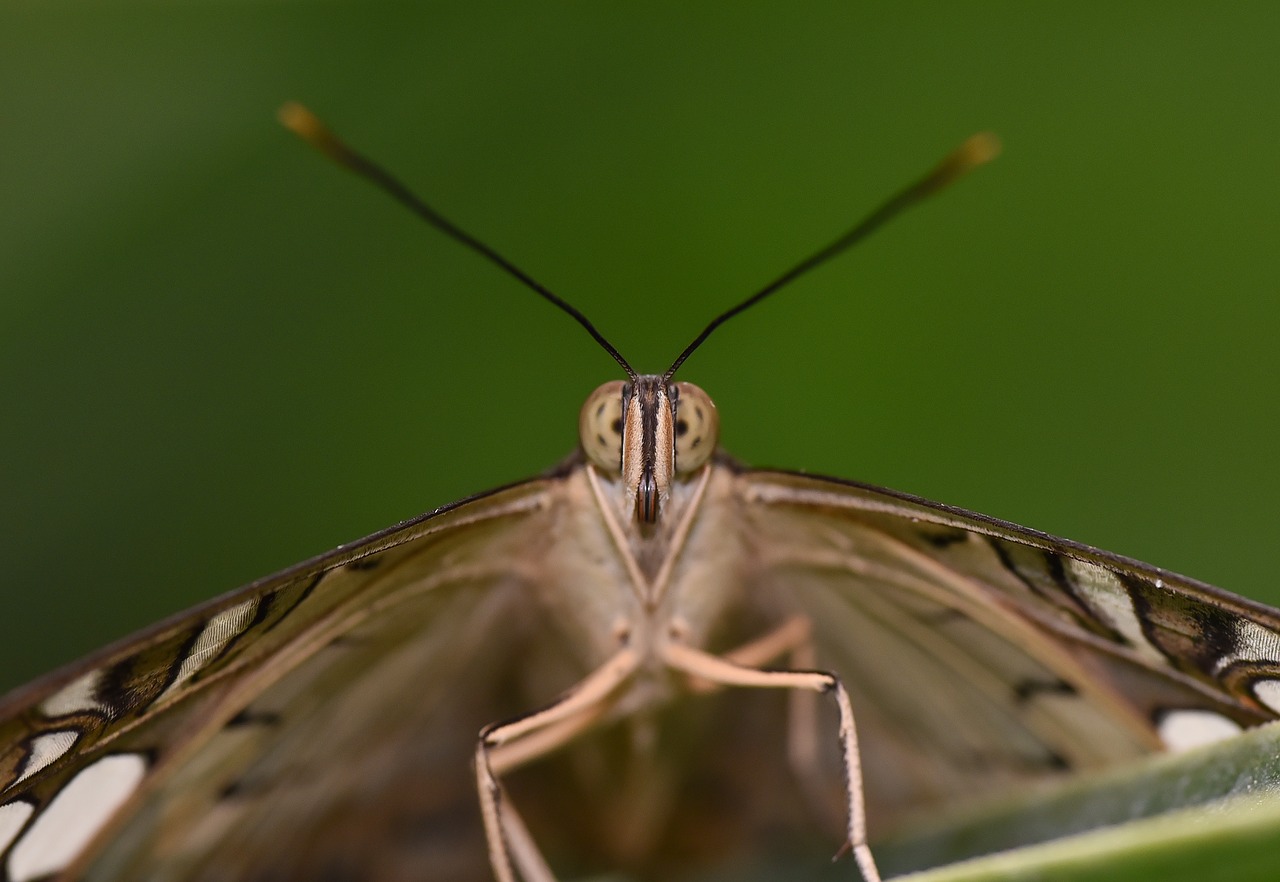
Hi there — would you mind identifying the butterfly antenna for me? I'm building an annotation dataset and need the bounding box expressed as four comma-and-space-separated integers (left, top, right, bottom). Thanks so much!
278, 102, 638, 382
663, 133, 1001, 381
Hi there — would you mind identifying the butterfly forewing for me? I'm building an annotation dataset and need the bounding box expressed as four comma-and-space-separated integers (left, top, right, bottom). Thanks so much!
732, 468, 1280, 826
0, 480, 560, 881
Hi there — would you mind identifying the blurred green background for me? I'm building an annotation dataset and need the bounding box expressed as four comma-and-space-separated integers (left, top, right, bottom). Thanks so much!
2, 3, 1278, 697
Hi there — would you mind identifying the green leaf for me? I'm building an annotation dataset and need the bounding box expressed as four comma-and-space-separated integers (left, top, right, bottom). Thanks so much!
880, 722, 1280, 881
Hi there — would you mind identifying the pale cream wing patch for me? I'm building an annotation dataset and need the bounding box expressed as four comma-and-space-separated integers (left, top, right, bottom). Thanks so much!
0, 479, 565, 882
734, 468, 1280, 832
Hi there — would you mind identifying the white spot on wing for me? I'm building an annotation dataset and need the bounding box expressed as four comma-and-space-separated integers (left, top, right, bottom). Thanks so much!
158, 598, 258, 700
1214, 619, 1280, 674
12, 731, 79, 787
39, 671, 105, 718
1067, 559, 1164, 663
1235, 619, 1280, 661
1253, 679, 1280, 715
7, 754, 146, 882
1158, 709, 1243, 752
0, 802, 34, 854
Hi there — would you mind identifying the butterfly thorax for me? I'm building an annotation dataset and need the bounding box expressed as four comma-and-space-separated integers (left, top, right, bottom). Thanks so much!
527, 376, 748, 712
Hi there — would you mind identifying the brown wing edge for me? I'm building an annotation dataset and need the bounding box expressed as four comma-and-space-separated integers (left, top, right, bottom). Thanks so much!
0, 474, 557, 721
733, 461, 1280, 622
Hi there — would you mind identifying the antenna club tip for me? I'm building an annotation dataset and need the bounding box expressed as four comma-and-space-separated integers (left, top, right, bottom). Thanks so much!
922, 132, 1001, 195
277, 101, 324, 138
958, 132, 1002, 168
278, 102, 354, 166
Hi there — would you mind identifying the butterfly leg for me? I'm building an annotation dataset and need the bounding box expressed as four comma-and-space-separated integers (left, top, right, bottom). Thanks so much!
661, 641, 881, 882
684, 615, 814, 684
680, 616, 825, 803
476, 647, 642, 882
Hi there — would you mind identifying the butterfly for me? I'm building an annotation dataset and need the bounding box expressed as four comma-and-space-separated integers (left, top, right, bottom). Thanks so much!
1, 105, 1277, 882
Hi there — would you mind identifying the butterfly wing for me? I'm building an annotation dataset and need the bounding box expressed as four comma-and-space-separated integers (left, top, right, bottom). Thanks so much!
0, 478, 567, 882
9, 460, 1278, 880
732, 467, 1280, 832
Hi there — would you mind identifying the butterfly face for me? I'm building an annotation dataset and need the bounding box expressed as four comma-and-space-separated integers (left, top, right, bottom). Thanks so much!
580, 378, 720, 523
1, 110, 1275, 882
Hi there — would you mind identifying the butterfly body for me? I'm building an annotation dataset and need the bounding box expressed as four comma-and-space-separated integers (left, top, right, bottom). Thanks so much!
4, 114, 1278, 880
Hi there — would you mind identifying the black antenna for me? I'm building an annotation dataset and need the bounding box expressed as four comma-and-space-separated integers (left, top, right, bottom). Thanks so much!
279, 102, 638, 382
663, 133, 1001, 381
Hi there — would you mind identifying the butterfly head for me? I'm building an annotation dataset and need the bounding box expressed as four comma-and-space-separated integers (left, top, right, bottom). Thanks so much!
580, 376, 718, 523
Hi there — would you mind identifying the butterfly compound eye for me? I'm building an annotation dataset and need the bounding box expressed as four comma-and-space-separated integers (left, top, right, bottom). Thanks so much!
672, 382, 718, 473
579, 381, 627, 471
